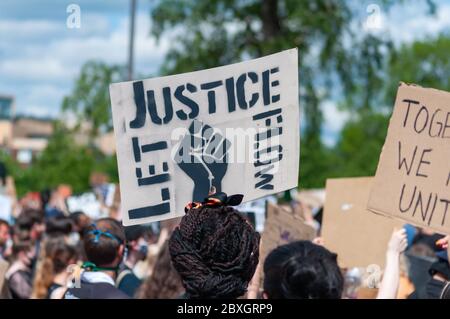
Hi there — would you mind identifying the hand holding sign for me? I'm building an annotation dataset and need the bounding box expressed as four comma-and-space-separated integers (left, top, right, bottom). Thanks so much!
387, 228, 407, 255
175, 120, 231, 201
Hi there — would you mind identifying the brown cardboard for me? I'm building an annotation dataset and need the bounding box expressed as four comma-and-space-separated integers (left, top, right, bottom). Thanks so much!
322, 177, 403, 269
259, 202, 316, 264
368, 83, 450, 235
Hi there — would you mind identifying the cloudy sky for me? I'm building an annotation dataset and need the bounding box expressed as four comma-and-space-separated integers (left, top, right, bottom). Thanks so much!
0, 0, 449, 144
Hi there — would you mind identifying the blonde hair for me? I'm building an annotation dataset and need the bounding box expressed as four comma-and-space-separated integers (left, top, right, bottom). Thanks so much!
32, 238, 77, 299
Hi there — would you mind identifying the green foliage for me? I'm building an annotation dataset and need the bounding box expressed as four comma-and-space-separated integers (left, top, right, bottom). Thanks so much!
62, 61, 124, 138
150, 0, 367, 141
385, 34, 450, 104
299, 135, 338, 188
10, 1, 444, 196
149, 0, 436, 190
334, 112, 389, 177
22, 124, 95, 194
332, 35, 450, 183
2, 123, 119, 197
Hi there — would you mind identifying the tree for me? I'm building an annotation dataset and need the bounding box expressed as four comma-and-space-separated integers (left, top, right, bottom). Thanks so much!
24, 123, 96, 194
62, 61, 124, 138
334, 34, 450, 179
149, 0, 434, 188
334, 112, 389, 178
385, 34, 450, 104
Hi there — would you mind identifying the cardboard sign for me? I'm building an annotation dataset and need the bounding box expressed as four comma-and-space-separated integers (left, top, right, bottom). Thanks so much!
260, 202, 316, 264
110, 49, 300, 226
322, 177, 403, 269
368, 83, 450, 234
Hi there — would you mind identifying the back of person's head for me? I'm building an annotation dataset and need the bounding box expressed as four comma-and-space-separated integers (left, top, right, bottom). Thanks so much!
83, 218, 125, 267
124, 224, 150, 261
16, 209, 44, 230
124, 225, 148, 242
46, 216, 73, 237
69, 211, 91, 239
15, 209, 45, 242
11, 240, 34, 264
263, 240, 343, 299
69, 211, 88, 225
136, 240, 184, 299
32, 237, 77, 299
169, 193, 260, 299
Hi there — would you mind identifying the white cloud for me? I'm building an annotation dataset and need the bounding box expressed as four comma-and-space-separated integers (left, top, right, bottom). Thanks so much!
357, 1, 450, 45
0, 11, 167, 115
2, 0, 450, 123
0, 58, 74, 82
386, 2, 450, 44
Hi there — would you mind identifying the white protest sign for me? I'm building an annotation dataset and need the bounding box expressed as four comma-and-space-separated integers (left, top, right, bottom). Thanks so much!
110, 49, 300, 226
67, 193, 104, 220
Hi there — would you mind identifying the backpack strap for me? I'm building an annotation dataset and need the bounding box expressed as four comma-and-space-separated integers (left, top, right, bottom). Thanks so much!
115, 269, 132, 288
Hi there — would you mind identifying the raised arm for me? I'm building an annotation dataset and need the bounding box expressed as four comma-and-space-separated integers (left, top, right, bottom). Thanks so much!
376, 228, 407, 299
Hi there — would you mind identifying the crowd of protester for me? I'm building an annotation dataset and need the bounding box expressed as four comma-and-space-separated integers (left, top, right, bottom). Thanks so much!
0, 176, 449, 300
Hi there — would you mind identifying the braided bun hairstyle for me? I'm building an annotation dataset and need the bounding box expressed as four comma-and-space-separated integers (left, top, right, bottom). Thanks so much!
169, 205, 260, 299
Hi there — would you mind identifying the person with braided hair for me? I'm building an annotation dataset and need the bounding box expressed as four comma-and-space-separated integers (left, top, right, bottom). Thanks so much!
169, 192, 260, 299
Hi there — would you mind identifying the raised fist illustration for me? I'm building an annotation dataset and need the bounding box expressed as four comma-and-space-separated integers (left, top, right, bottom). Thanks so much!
175, 120, 231, 202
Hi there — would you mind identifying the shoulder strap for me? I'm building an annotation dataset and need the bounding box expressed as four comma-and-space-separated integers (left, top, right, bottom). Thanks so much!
115, 269, 132, 288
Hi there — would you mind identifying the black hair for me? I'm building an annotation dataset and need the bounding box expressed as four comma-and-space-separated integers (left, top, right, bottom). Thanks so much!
83, 218, 125, 267
124, 225, 149, 242
263, 240, 343, 299
45, 216, 73, 237
69, 211, 90, 238
16, 209, 44, 231
169, 205, 260, 299
69, 211, 86, 223
11, 240, 33, 258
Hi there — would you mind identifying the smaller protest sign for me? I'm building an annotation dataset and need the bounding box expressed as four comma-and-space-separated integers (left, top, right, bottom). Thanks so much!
322, 177, 403, 269
260, 202, 316, 264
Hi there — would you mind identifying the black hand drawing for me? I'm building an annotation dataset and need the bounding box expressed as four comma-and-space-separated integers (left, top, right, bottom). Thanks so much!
175, 120, 231, 202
